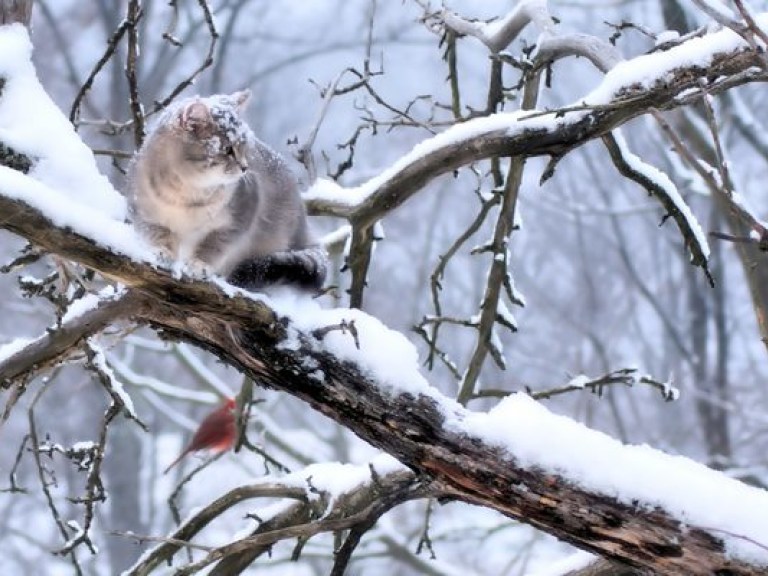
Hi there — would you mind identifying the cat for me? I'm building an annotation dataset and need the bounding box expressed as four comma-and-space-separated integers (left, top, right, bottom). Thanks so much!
127, 90, 326, 292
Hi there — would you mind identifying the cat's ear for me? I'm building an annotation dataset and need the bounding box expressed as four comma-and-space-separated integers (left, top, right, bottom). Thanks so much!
180, 100, 211, 130
230, 90, 251, 114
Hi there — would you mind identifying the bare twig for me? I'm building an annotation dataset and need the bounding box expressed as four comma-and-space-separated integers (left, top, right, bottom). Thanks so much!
27, 374, 84, 574
161, 0, 181, 46
312, 319, 360, 350
112, 530, 213, 552
425, 180, 500, 370
70, 18, 131, 125
0, 434, 29, 494
150, 0, 219, 113
125, 0, 145, 148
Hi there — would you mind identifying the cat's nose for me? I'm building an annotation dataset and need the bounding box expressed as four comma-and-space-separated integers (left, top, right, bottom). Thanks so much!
238, 160, 248, 173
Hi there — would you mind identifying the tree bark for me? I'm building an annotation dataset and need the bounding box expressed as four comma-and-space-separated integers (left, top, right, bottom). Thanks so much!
0, 0, 33, 26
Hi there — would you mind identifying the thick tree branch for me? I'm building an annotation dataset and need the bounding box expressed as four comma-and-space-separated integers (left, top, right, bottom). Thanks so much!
0, 0, 32, 26
440, 1, 555, 54
0, 185, 764, 573
0, 289, 139, 389
307, 41, 764, 227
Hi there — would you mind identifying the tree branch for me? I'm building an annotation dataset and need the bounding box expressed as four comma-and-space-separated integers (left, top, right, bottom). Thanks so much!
0, 289, 139, 389
305, 28, 766, 281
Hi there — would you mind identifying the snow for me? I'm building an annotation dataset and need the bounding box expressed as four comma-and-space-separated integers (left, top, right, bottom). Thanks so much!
70, 441, 97, 453
610, 130, 710, 259
269, 454, 405, 515
265, 288, 768, 564
304, 177, 353, 207
0, 165, 154, 263
318, 224, 351, 248
151, 91, 256, 156
526, 550, 596, 576
269, 289, 458, 404
566, 374, 590, 389
506, 269, 526, 306
89, 339, 138, 420
496, 300, 518, 330
0, 26, 155, 264
452, 394, 768, 565
662, 380, 681, 401
0, 25, 125, 219
304, 111, 533, 210
655, 30, 681, 46
0, 336, 33, 364
61, 285, 124, 324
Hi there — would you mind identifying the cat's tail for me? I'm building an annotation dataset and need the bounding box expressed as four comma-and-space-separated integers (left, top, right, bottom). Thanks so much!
227, 247, 327, 293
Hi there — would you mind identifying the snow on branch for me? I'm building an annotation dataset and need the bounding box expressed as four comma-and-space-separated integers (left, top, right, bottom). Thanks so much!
603, 130, 711, 280
0, 24, 125, 217
0, 287, 139, 421
128, 457, 417, 575
305, 14, 768, 278
439, 0, 555, 54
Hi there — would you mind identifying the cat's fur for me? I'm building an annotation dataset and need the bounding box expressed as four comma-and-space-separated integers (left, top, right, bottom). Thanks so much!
127, 90, 326, 292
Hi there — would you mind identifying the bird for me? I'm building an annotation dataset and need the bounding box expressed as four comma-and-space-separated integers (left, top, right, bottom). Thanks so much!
163, 397, 237, 474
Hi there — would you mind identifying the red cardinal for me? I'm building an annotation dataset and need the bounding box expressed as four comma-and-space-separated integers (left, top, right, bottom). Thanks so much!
163, 397, 237, 474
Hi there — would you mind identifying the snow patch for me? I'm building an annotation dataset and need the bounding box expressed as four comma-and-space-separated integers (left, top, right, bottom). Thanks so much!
0, 25, 125, 219
452, 394, 768, 565
0, 336, 33, 364
61, 285, 124, 324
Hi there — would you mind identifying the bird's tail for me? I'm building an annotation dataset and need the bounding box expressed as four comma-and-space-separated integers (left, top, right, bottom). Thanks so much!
163, 447, 191, 475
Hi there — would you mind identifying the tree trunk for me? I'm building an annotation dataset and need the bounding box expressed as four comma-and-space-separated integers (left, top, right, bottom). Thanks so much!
0, 0, 33, 25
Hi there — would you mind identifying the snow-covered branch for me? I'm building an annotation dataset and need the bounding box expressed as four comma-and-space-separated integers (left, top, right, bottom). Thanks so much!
0, 287, 141, 431
440, 0, 555, 54
129, 461, 420, 575
305, 16, 767, 275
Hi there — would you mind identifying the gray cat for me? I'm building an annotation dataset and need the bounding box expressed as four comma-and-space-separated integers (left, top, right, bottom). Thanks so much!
127, 90, 326, 292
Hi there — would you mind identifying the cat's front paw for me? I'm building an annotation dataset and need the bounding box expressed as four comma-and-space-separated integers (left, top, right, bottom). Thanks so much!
153, 250, 210, 279
183, 257, 214, 279
154, 247, 176, 269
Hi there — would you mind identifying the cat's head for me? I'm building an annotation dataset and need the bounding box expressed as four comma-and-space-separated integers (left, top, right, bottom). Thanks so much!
170, 90, 253, 187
